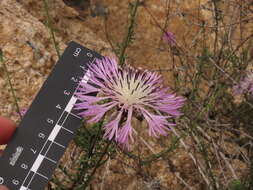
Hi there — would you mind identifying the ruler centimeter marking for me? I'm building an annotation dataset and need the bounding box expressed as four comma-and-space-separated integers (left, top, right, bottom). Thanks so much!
0, 41, 101, 190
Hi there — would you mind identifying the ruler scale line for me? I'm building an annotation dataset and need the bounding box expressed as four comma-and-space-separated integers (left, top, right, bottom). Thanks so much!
36, 173, 48, 180
69, 112, 82, 119
26, 173, 36, 190
61, 126, 74, 134
48, 125, 62, 141
30, 155, 44, 173
20, 186, 28, 190
44, 156, 57, 164
44, 142, 53, 158
53, 141, 66, 149
65, 96, 77, 113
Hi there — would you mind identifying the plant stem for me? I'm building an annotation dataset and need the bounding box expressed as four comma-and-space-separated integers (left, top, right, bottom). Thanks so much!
82, 141, 111, 189
0, 50, 22, 120
119, 0, 140, 66
43, 0, 61, 59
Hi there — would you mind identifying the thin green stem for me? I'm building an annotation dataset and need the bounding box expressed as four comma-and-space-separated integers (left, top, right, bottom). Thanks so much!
119, 0, 140, 66
141, 136, 179, 166
0, 50, 22, 120
43, 0, 61, 59
82, 141, 111, 189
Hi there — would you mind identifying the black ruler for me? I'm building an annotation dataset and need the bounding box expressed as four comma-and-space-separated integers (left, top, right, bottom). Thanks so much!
0, 41, 101, 190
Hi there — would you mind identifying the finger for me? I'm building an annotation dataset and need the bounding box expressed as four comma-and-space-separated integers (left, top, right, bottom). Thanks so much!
0, 116, 17, 145
0, 185, 9, 190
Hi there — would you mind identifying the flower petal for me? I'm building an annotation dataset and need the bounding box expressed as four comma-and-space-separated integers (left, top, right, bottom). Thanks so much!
103, 109, 123, 140
140, 107, 174, 137
117, 106, 133, 147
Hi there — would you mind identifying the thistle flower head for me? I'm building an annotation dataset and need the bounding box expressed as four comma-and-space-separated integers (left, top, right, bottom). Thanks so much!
75, 57, 185, 149
233, 71, 253, 96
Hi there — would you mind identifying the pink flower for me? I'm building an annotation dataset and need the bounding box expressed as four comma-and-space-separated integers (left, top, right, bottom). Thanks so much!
75, 57, 185, 149
163, 31, 176, 46
20, 108, 27, 116
233, 71, 253, 96
14, 108, 28, 117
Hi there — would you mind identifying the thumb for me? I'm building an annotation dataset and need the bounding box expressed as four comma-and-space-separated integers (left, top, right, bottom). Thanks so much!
0, 185, 9, 190
0, 116, 16, 145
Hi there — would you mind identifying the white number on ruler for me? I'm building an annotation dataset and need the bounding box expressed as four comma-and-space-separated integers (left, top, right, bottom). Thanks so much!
71, 77, 78, 83
56, 104, 62, 109
30, 148, 37, 154
64, 90, 70, 96
21, 163, 28, 170
87, 52, 93, 57
12, 179, 19, 185
38, 133, 45, 139
47, 118, 54, 124
73, 48, 81, 57
0, 177, 4, 184
80, 65, 85, 70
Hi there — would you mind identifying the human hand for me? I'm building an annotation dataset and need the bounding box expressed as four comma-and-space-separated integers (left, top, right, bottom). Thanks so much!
0, 116, 17, 190
0, 185, 9, 190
